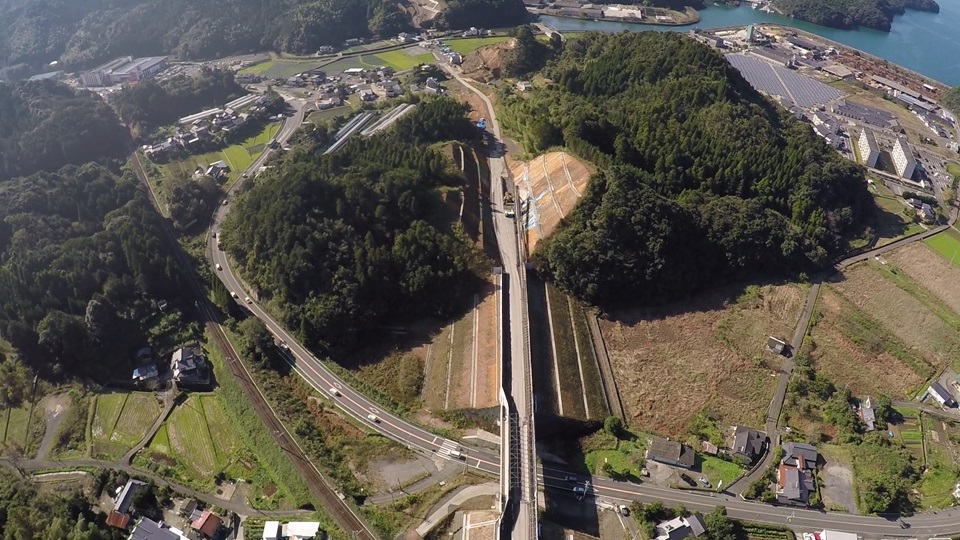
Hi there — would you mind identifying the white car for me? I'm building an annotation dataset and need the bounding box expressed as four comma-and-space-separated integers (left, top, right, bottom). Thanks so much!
329, 387, 340, 397
216, 263, 222, 271
244, 296, 252, 304
367, 414, 380, 423
230, 292, 238, 299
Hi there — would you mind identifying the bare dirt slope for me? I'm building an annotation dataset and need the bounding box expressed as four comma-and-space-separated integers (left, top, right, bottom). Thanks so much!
461, 41, 513, 82
599, 283, 806, 439
508, 152, 591, 250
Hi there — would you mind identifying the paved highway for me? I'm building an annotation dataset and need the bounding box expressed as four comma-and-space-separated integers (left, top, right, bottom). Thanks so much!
206, 85, 960, 539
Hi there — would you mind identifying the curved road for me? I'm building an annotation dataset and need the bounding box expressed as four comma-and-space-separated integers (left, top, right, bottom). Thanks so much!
209, 84, 960, 538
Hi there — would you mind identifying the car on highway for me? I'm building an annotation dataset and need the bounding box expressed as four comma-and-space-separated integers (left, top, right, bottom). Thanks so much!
230, 292, 238, 299
505, 208, 516, 218
222, 199, 229, 206
244, 296, 252, 304
216, 264, 222, 271
329, 387, 340, 397
366, 414, 380, 423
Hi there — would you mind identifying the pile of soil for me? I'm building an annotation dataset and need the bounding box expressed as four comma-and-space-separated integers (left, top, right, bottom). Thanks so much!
461, 41, 513, 82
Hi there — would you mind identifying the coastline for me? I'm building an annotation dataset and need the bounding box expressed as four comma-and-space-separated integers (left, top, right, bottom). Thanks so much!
531, 6, 701, 27
762, 24, 950, 88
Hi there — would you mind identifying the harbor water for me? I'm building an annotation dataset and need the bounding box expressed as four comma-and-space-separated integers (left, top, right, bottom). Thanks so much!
540, 0, 960, 85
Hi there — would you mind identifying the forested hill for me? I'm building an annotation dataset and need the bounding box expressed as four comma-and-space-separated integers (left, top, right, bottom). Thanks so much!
0, 164, 184, 382
939, 85, 960, 118
0, 0, 527, 76
221, 98, 484, 353
772, 0, 938, 31
503, 32, 872, 308
0, 80, 129, 181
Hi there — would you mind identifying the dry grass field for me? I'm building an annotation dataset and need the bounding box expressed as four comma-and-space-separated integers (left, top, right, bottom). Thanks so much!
829, 262, 960, 369
887, 242, 960, 316
600, 283, 806, 438
807, 287, 927, 397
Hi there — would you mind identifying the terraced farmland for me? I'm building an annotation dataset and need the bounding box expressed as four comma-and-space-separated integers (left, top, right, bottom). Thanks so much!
92, 393, 162, 460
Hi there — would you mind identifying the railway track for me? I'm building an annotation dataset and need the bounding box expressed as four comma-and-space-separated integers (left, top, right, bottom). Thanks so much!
130, 150, 378, 540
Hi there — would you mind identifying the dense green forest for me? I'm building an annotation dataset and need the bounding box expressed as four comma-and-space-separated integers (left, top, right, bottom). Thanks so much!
221, 98, 483, 353
502, 32, 872, 308
772, 0, 938, 31
939, 85, 960, 118
113, 68, 244, 135
0, 80, 129, 181
0, 470, 128, 539
0, 164, 184, 381
0, 0, 526, 76
438, 0, 530, 30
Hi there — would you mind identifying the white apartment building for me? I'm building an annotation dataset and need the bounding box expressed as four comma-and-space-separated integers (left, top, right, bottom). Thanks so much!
857, 129, 879, 168
892, 136, 916, 179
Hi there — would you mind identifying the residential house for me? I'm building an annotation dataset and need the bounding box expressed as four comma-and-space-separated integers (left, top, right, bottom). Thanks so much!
176, 499, 199, 520
206, 160, 229, 180
447, 52, 463, 65
132, 363, 158, 385
767, 336, 788, 356
235, 73, 261, 84
316, 97, 343, 109
114, 479, 146, 515
729, 426, 766, 465
128, 517, 189, 540
858, 397, 877, 432
776, 462, 814, 506
359, 89, 377, 101
646, 438, 695, 469
929, 381, 956, 407
378, 66, 396, 77
424, 77, 441, 94
191, 510, 222, 539
281, 522, 322, 540
654, 514, 706, 540
170, 346, 210, 386
781, 442, 818, 470
516, 81, 533, 92
383, 82, 403, 98
462, 26, 480, 37
919, 203, 936, 223
144, 138, 176, 158
262, 521, 280, 540
106, 511, 131, 529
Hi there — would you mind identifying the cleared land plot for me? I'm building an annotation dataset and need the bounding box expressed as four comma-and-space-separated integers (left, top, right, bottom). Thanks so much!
887, 242, 960, 329
725, 53, 845, 108
91, 393, 161, 459
809, 286, 930, 397
373, 48, 434, 71
308, 106, 353, 124
829, 262, 960, 373
600, 283, 805, 438
890, 407, 924, 459
162, 123, 279, 185
924, 227, 960, 267
819, 444, 857, 513
239, 60, 321, 79
446, 37, 511, 55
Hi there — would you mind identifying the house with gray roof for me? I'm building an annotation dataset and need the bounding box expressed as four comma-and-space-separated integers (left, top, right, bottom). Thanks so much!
646, 438, 695, 469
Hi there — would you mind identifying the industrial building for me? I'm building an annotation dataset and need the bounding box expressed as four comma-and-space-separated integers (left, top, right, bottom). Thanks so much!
871, 74, 920, 99
79, 56, 168, 87
858, 129, 879, 168
821, 63, 853, 80
892, 137, 917, 179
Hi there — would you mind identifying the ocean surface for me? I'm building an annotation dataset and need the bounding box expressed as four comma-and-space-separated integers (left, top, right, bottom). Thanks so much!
540, 0, 960, 85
